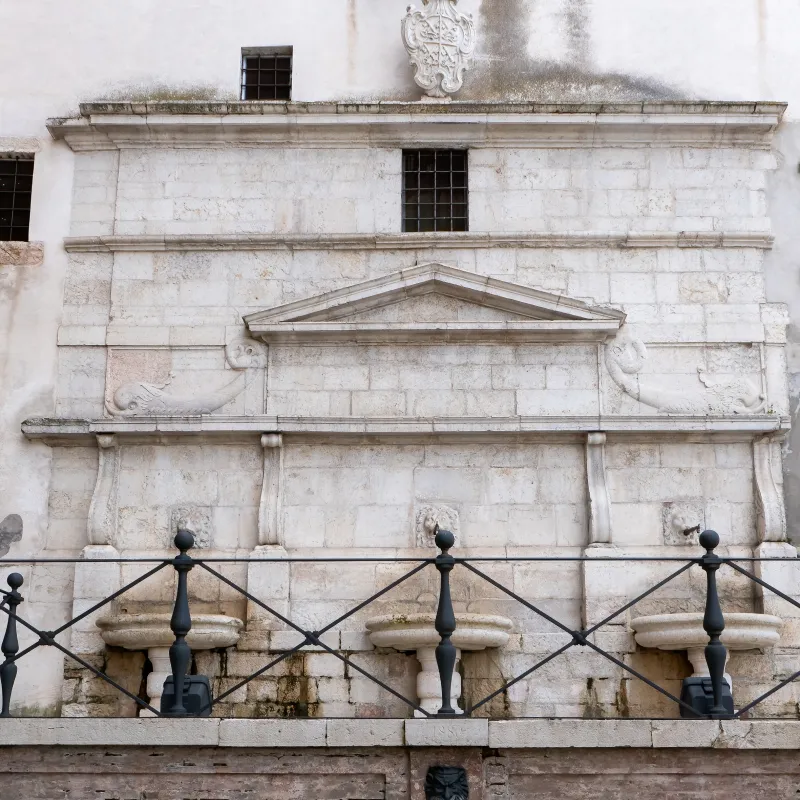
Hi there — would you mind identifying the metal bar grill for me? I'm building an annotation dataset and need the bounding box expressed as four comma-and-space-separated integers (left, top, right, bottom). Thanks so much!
0, 157, 34, 242
403, 149, 468, 232
0, 529, 795, 721
241, 52, 292, 101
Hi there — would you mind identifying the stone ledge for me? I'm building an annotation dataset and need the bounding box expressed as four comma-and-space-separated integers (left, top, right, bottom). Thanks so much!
20, 414, 791, 446
0, 242, 44, 268
2, 719, 800, 749
71, 100, 789, 117
48, 101, 786, 151
62, 231, 776, 253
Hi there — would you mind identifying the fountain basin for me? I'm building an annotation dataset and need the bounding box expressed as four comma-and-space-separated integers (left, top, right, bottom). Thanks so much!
630, 612, 782, 687
97, 613, 243, 715
366, 612, 512, 716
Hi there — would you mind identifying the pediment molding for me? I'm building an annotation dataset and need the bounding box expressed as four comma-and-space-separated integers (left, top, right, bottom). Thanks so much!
244, 263, 625, 344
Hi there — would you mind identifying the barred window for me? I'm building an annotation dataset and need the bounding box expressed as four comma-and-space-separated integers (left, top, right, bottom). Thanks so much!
0, 157, 34, 242
241, 47, 293, 101
402, 149, 468, 233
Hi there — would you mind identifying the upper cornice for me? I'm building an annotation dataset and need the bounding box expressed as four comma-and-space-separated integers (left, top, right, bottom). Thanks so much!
47, 100, 788, 151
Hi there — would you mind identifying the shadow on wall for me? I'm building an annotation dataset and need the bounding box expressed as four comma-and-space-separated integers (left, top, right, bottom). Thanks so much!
376, 0, 685, 102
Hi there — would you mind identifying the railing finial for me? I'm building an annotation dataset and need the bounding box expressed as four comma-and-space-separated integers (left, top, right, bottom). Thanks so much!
163, 527, 195, 716
699, 529, 731, 718
434, 525, 458, 717
0, 572, 24, 718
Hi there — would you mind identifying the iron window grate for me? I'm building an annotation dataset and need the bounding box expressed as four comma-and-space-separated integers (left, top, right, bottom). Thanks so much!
0, 157, 34, 242
402, 149, 468, 233
241, 48, 293, 101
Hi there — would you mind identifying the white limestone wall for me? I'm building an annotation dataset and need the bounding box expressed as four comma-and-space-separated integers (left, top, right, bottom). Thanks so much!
70, 145, 774, 239
282, 443, 587, 549
3, 0, 800, 715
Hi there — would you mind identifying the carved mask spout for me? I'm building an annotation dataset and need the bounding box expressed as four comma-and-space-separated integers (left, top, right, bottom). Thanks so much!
425, 766, 469, 800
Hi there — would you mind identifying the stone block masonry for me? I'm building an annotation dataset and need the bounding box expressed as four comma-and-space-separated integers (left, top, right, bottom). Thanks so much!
13, 101, 795, 724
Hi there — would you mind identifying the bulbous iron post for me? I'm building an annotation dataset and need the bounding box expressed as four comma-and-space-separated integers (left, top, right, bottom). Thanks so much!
699, 530, 730, 718
165, 527, 195, 716
434, 527, 457, 717
0, 573, 24, 718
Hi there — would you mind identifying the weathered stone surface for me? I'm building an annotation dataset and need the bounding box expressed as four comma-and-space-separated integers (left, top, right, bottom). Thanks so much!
405, 718, 489, 747
327, 719, 405, 747
489, 719, 652, 748
0, 241, 44, 267
219, 718, 327, 747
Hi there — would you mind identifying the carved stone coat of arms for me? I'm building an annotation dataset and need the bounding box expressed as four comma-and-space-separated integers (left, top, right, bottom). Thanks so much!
402, 0, 476, 98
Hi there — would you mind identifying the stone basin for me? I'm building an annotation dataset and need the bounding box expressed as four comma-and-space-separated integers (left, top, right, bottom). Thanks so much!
366, 612, 513, 716
97, 613, 243, 715
630, 612, 782, 688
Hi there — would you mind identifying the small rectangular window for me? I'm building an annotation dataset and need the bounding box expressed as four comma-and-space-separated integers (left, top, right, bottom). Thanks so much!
402, 149, 468, 233
241, 47, 293, 101
0, 156, 34, 242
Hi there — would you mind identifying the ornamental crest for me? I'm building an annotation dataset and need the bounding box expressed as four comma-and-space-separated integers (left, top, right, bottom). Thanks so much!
402, 0, 476, 98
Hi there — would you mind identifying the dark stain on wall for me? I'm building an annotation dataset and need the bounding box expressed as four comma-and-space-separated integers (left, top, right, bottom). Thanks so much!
348, 0, 359, 84
456, 0, 684, 102
0, 514, 22, 558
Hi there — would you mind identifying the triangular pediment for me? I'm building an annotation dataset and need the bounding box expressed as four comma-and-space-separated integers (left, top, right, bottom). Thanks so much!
244, 263, 625, 344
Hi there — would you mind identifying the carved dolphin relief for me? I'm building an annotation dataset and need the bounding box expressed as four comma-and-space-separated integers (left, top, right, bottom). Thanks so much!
106, 373, 247, 417
105, 336, 267, 418
604, 328, 766, 415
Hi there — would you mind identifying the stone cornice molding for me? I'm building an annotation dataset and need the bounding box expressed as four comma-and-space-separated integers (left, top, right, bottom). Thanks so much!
21, 414, 790, 445
47, 101, 787, 151
62, 231, 776, 253
246, 320, 620, 344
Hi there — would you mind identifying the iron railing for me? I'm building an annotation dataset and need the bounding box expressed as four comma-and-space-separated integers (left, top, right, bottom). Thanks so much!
0, 527, 798, 720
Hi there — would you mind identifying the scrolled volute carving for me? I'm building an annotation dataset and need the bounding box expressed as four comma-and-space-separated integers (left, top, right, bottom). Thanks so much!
425, 766, 469, 800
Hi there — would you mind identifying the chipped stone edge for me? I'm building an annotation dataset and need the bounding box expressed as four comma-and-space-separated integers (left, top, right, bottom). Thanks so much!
1, 719, 800, 748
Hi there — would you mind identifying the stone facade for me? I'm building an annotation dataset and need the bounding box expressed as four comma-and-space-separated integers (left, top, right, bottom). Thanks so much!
4, 719, 800, 799
3, 100, 795, 723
